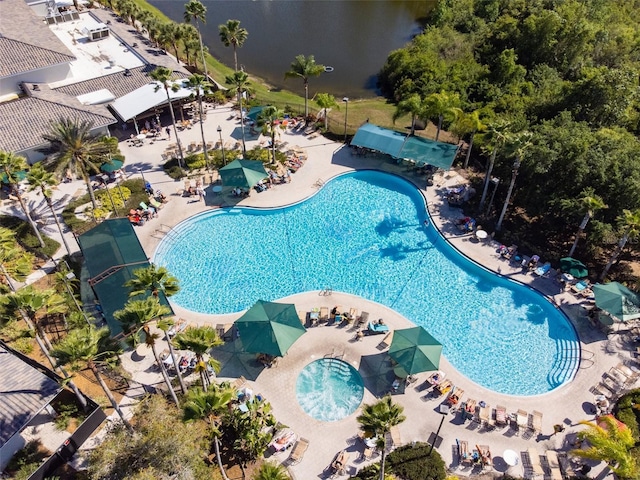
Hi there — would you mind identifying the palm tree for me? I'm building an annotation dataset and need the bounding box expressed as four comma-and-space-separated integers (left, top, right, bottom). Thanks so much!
26, 163, 74, 256
156, 317, 187, 394
150, 66, 185, 167
41, 118, 110, 212
164, 21, 185, 62
114, 297, 180, 406
183, 384, 235, 479
0, 151, 45, 248
125, 264, 180, 298
315, 93, 338, 131
256, 105, 285, 164
173, 326, 222, 391
284, 54, 325, 119
51, 326, 133, 431
571, 416, 637, 478
495, 130, 533, 231
452, 109, 486, 169
225, 70, 252, 155
392, 93, 424, 135
356, 395, 406, 480
187, 74, 213, 169
567, 188, 607, 257
219, 19, 248, 72
252, 462, 290, 480
422, 90, 459, 141
184, 0, 209, 79
599, 209, 640, 281
477, 120, 510, 211
0, 227, 34, 292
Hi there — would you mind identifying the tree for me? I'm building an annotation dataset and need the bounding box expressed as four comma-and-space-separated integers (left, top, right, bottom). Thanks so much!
477, 120, 511, 212
150, 66, 186, 167
0, 227, 34, 293
256, 105, 285, 164
315, 93, 338, 131
451, 109, 487, 169
187, 74, 213, 169
50, 326, 130, 428
26, 163, 73, 257
392, 93, 424, 135
599, 209, 640, 281
422, 90, 459, 141
125, 264, 180, 298
252, 462, 290, 480
41, 118, 110, 212
571, 416, 637, 479
0, 151, 45, 248
356, 395, 406, 480
284, 54, 325, 119
156, 317, 187, 395
226, 396, 276, 466
173, 325, 222, 391
184, 0, 209, 79
219, 19, 248, 72
567, 188, 607, 257
225, 70, 252, 155
114, 297, 180, 406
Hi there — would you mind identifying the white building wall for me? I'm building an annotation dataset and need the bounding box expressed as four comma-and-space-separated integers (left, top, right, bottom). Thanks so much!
0, 432, 26, 471
0, 63, 72, 96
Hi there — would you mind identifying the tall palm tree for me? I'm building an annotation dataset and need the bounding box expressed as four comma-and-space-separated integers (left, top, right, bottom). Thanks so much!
252, 462, 290, 480
125, 264, 180, 298
114, 297, 180, 406
452, 109, 486, 169
356, 395, 406, 480
164, 21, 185, 62
173, 326, 222, 391
315, 93, 338, 131
495, 130, 533, 231
26, 163, 73, 257
187, 74, 213, 169
183, 384, 235, 479
422, 90, 459, 141
571, 416, 637, 478
41, 118, 110, 211
219, 19, 248, 72
567, 189, 607, 257
256, 105, 285, 165
0, 227, 34, 293
0, 151, 45, 248
477, 120, 511, 211
392, 93, 424, 135
599, 209, 640, 281
225, 70, 252, 155
150, 67, 185, 167
284, 54, 325, 119
51, 326, 133, 431
156, 317, 187, 394
184, 0, 209, 78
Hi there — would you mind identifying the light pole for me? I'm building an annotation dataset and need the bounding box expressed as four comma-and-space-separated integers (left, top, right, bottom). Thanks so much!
343, 97, 349, 143
137, 167, 146, 185
496, 157, 521, 231
218, 125, 226, 166
428, 404, 449, 456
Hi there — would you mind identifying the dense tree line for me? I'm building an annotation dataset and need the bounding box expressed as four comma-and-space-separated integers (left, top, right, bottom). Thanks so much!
379, 0, 640, 277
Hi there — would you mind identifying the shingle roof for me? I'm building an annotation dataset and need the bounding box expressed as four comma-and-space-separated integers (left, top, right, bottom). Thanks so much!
0, 344, 62, 446
0, 0, 75, 77
54, 64, 161, 99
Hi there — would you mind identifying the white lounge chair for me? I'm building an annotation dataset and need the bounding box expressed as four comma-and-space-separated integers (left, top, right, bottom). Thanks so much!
289, 437, 309, 465
545, 450, 563, 480
527, 448, 545, 479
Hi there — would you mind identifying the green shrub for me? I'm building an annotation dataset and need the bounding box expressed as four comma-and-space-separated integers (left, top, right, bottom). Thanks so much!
12, 337, 35, 354
167, 166, 186, 180
387, 442, 447, 480
7, 440, 48, 479
0, 215, 59, 258
615, 388, 640, 439
53, 402, 80, 431
185, 153, 206, 170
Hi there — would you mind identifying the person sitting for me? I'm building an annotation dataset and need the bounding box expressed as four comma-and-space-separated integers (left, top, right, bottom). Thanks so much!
377, 318, 385, 326
127, 211, 144, 226
447, 392, 461, 406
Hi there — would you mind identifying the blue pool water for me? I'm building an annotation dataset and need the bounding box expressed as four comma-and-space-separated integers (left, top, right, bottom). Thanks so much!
154, 170, 580, 395
296, 359, 364, 421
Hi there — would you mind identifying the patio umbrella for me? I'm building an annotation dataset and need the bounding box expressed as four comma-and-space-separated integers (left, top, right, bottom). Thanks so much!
235, 300, 307, 357
100, 159, 124, 173
0, 170, 27, 184
219, 159, 268, 189
388, 326, 442, 375
559, 257, 588, 279
246, 106, 266, 122
592, 282, 640, 322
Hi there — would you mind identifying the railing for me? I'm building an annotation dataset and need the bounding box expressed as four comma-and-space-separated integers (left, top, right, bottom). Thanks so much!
88, 260, 149, 286
319, 287, 332, 296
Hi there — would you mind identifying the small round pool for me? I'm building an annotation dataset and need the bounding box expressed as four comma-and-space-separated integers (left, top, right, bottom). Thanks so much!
296, 358, 364, 422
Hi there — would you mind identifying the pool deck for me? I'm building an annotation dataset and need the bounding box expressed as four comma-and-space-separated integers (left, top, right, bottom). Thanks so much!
8, 104, 634, 478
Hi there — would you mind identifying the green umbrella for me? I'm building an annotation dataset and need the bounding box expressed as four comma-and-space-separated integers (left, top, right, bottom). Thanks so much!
235, 300, 307, 357
100, 159, 124, 173
592, 282, 640, 322
559, 257, 588, 278
388, 326, 442, 375
246, 106, 266, 122
0, 170, 27, 184
219, 159, 268, 189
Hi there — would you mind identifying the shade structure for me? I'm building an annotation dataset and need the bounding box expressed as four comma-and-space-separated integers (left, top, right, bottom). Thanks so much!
235, 300, 307, 357
388, 326, 442, 375
592, 282, 640, 322
559, 257, 588, 278
246, 106, 266, 122
219, 159, 268, 188
100, 159, 124, 173
0, 170, 27, 184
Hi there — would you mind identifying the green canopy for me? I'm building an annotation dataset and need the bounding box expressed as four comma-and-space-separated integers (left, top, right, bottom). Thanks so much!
100, 159, 124, 173
219, 159, 268, 189
0, 170, 27, 184
593, 282, 640, 322
388, 326, 442, 375
559, 257, 588, 278
235, 300, 307, 357
246, 106, 266, 122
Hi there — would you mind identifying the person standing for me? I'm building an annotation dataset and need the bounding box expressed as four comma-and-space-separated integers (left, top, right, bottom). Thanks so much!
165, 126, 171, 139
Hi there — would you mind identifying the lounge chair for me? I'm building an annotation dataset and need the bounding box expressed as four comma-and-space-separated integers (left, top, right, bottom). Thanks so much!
459, 440, 473, 466
495, 405, 508, 427
526, 448, 545, 479
433, 379, 453, 397
463, 398, 477, 420
232, 376, 247, 389
477, 444, 492, 469
348, 307, 358, 321
330, 449, 349, 476
545, 450, 563, 480
606, 367, 629, 386
557, 452, 577, 479
447, 387, 464, 407
427, 370, 446, 387
368, 321, 389, 334
616, 363, 640, 382
530, 410, 543, 435
356, 311, 369, 327
515, 409, 529, 434
533, 262, 551, 276
319, 307, 329, 323
478, 404, 492, 428
379, 331, 394, 349
148, 197, 163, 210
215, 323, 234, 341
167, 318, 187, 337
270, 429, 297, 453
388, 425, 401, 448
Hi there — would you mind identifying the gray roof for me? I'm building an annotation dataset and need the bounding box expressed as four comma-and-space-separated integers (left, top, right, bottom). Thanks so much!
0, 344, 62, 446
0, 0, 75, 77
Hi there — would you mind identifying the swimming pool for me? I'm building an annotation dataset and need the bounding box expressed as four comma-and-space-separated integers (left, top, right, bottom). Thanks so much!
154, 170, 580, 395
296, 358, 364, 421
